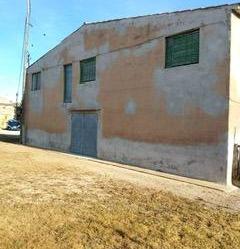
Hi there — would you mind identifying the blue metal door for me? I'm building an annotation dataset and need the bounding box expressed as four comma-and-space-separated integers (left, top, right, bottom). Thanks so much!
70, 112, 98, 157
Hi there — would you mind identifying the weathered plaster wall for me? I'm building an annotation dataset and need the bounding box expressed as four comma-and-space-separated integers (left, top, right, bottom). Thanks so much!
228, 12, 240, 185
97, 7, 231, 183
24, 5, 237, 184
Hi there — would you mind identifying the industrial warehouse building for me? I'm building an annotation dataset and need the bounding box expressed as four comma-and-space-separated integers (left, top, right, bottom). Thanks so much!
23, 3, 240, 186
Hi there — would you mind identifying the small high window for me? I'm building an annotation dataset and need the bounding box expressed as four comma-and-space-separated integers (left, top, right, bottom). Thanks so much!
31, 72, 41, 91
64, 64, 72, 103
80, 57, 96, 83
166, 29, 199, 68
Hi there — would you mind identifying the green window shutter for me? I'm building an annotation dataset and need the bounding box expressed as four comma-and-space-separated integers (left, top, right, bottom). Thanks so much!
31, 72, 41, 91
31, 74, 35, 91
80, 57, 96, 83
64, 64, 72, 103
166, 30, 199, 68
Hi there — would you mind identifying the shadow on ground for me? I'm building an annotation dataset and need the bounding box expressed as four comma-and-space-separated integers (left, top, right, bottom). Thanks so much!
0, 130, 20, 144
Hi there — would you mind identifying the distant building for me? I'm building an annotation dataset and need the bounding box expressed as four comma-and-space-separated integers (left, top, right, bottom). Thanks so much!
0, 97, 15, 129
23, 3, 240, 186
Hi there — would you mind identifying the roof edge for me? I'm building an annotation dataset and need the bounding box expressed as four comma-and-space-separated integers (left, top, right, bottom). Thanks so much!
84, 2, 240, 26
28, 2, 240, 69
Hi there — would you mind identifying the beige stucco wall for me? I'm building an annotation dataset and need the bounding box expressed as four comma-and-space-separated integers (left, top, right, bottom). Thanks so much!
24, 5, 239, 184
0, 104, 15, 129
228, 12, 240, 185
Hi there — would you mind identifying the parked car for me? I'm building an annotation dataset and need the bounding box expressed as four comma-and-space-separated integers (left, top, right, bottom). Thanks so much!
6, 119, 21, 131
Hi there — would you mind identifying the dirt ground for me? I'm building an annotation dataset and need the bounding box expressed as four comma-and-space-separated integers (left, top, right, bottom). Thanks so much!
0, 141, 240, 249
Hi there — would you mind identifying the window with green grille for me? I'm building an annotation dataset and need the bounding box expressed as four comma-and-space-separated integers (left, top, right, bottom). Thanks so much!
64, 64, 72, 103
80, 57, 96, 83
31, 72, 41, 91
166, 29, 199, 68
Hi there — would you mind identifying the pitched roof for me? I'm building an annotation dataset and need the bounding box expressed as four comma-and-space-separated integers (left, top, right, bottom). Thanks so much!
29, 2, 240, 68
83, 3, 240, 26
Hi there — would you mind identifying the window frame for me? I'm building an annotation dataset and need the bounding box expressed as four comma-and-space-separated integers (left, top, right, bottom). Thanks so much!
80, 57, 96, 83
31, 72, 41, 91
63, 63, 73, 103
165, 29, 200, 69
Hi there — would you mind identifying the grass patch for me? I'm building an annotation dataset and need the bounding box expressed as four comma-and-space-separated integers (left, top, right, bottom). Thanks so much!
0, 143, 239, 248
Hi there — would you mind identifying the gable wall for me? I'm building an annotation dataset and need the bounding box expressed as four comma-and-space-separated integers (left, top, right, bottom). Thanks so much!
24, 5, 235, 183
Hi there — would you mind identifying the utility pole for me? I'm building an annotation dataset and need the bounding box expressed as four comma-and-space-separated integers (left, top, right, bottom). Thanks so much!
22, 0, 31, 96
20, 0, 31, 144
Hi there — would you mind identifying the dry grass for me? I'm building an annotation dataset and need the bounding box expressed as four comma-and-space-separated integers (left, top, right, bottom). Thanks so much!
0, 142, 239, 249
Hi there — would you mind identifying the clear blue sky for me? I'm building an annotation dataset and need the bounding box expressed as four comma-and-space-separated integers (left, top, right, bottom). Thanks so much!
0, 0, 238, 101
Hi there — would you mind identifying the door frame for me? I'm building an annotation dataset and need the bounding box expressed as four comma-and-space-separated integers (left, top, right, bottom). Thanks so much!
70, 109, 101, 157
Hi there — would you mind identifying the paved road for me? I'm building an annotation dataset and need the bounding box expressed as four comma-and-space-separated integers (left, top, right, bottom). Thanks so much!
0, 129, 20, 143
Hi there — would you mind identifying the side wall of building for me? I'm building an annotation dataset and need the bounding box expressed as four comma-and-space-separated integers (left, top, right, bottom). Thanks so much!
228, 12, 240, 185
24, 6, 233, 183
